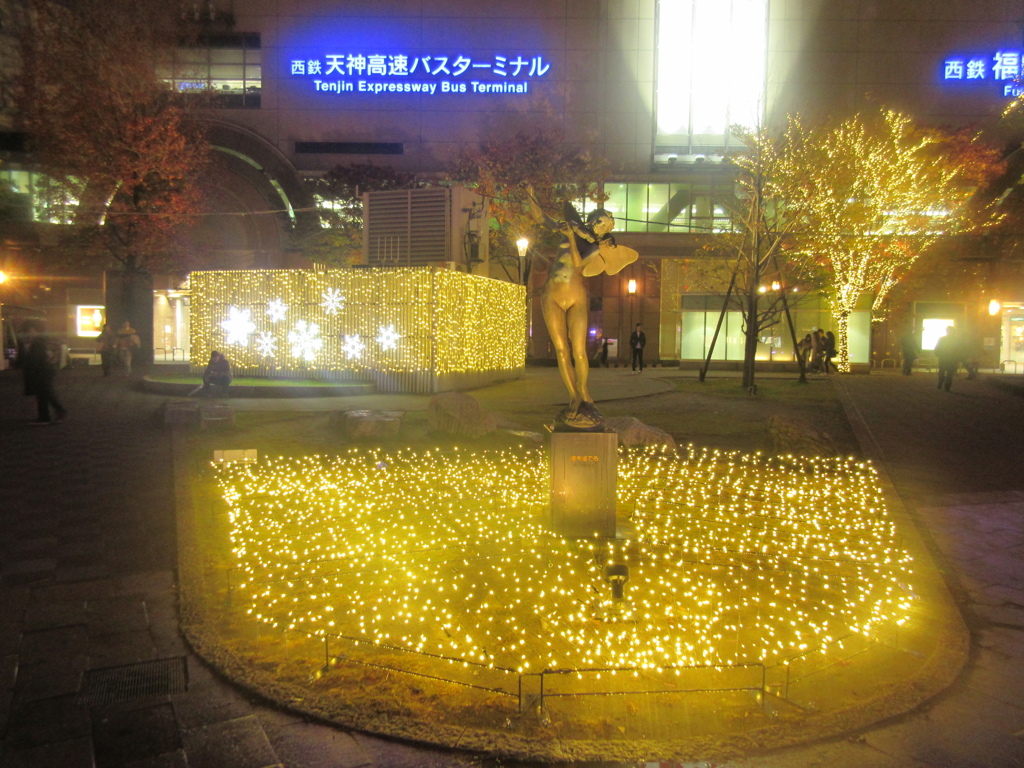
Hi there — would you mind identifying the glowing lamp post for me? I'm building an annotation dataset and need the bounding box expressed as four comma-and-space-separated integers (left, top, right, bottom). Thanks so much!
516, 237, 531, 355
516, 237, 530, 277
626, 278, 638, 366
0, 271, 7, 371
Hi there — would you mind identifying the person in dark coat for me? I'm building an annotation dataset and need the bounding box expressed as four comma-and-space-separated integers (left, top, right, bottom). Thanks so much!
899, 330, 918, 376
19, 321, 67, 424
630, 323, 646, 373
96, 323, 115, 377
191, 351, 232, 397
823, 330, 837, 374
935, 326, 959, 392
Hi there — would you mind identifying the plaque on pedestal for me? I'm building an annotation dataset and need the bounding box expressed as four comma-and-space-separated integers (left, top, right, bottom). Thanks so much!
549, 430, 618, 538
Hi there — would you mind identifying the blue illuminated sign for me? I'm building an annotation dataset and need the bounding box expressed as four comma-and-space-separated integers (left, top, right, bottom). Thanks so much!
290, 51, 552, 96
941, 49, 1024, 98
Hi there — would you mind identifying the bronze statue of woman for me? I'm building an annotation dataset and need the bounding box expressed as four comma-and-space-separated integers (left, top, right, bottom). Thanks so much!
521, 184, 638, 429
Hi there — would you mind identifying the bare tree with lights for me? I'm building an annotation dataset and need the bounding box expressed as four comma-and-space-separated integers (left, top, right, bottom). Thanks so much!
780, 108, 1001, 372
691, 123, 819, 390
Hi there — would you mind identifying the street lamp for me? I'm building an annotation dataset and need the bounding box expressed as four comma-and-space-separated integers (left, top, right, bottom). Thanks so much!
516, 237, 529, 262
516, 237, 531, 358
0, 271, 8, 370
626, 278, 638, 367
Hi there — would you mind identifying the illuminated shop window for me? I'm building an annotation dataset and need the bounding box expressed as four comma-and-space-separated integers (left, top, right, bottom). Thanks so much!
583, 181, 734, 233
656, 0, 768, 151
0, 169, 79, 224
162, 33, 261, 109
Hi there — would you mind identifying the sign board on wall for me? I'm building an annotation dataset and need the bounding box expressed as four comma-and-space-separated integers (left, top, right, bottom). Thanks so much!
941, 49, 1024, 97
290, 50, 552, 96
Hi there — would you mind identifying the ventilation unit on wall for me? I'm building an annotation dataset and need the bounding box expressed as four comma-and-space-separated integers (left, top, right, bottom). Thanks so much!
362, 187, 488, 270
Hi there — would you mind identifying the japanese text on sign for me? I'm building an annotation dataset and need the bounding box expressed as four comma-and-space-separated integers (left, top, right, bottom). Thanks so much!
290, 52, 552, 96
942, 50, 1024, 97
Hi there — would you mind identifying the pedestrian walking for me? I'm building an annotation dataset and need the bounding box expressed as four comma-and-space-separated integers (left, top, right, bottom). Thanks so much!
935, 326, 959, 392
96, 323, 116, 376
630, 323, 646, 373
18, 320, 67, 424
810, 329, 825, 373
114, 320, 141, 375
900, 329, 918, 375
961, 331, 980, 379
601, 337, 609, 368
797, 333, 812, 367
823, 331, 837, 374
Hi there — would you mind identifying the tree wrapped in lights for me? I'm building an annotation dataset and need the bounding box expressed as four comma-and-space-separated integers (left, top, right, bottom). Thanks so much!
780, 108, 1001, 372
691, 123, 819, 388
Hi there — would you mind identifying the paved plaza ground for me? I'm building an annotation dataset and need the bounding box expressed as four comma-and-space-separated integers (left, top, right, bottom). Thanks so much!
0, 363, 1022, 767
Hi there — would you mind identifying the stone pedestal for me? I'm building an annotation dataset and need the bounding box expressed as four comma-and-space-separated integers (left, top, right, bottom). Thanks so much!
549, 430, 617, 538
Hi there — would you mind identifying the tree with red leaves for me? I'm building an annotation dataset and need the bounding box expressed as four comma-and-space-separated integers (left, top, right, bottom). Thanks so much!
17, 0, 211, 361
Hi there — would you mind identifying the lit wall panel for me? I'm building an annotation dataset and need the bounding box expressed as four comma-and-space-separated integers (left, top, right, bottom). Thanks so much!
189, 267, 525, 392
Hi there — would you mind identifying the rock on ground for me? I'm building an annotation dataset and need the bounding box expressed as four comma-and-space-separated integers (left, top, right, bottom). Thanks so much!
604, 416, 677, 449
335, 409, 403, 440
765, 414, 838, 456
428, 392, 497, 439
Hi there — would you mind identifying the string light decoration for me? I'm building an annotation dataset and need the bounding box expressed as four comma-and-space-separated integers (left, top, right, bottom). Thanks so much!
341, 334, 365, 360
212, 446, 915, 676
254, 331, 277, 358
220, 306, 256, 347
321, 287, 346, 315
377, 324, 401, 352
266, 298, 288, 322
776, 108, 1000, 372
190, 268, 526, 389
288, 320, 323, 362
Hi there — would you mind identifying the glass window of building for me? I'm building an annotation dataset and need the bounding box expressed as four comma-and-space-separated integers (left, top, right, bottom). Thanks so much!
0, 169, 79, 224
593, 181, 734, 233
655, 0, 768, 154
162, 33, 261, 108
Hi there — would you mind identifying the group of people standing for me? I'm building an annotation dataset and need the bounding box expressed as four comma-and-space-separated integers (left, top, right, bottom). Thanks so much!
95, 321, 141, 376
798, 328, 837, 373
590, 323, 648, 372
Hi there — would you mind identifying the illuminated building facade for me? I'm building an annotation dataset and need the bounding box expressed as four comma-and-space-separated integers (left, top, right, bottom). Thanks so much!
2, 0, 1022, 368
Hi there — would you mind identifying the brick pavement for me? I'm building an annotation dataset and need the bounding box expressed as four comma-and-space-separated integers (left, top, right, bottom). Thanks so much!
0, 368, 484, 768
1, 365, 1023, 767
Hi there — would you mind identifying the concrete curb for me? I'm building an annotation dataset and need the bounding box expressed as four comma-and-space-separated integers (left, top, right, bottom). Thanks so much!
142, 376, 375, 398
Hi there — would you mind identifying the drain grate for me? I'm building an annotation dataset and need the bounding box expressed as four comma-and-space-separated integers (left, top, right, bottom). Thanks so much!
80, 656, 188, 705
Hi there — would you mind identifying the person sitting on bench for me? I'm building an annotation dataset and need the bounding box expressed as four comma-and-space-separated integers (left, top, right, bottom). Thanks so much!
192, 351, 232, 397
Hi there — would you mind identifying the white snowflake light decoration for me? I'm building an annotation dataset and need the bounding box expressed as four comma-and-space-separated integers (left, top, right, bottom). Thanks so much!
288, 321, 323, 362
266, 299, 287, 323
376, 324, 401, 352
221, 306, 256, 346
341, 334, 366, 360
321, 288, 346, 315
254, 331, 277, 358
